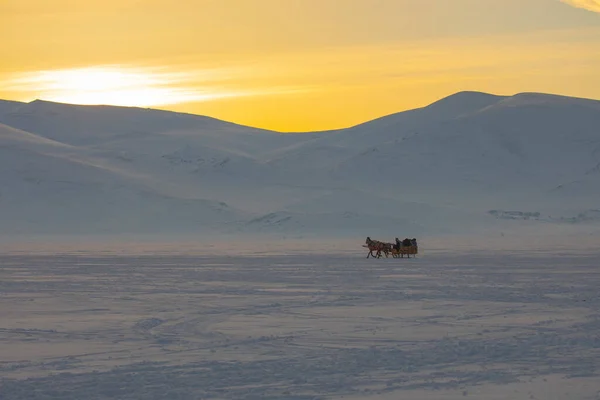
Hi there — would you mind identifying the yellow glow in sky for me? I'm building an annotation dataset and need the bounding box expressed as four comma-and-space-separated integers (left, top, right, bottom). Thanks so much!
1, 0, 599, 131
4, 66, 235, 107
561, 0, 600, 13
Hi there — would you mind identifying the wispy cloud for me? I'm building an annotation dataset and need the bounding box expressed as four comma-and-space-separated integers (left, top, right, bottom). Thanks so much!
560, 0, 600, 13
0, 65, 302, 107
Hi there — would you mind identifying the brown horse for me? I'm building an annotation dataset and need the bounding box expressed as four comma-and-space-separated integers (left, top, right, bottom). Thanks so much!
365, 237, 392, 258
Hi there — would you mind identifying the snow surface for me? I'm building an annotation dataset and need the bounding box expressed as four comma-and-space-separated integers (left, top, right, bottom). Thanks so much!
1, 242, 599, 399
1, 91, 599, 237
2, 92, 600, 399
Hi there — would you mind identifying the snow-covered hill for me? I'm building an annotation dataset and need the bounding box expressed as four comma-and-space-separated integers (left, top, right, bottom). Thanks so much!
0, 121, 248, 234
0, 99, 24, 116
271, 92, 600, 209
0, 92, 598, 236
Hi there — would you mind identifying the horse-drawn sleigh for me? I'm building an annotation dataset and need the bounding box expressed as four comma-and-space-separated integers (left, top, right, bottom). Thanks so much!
363, 237, 418, 259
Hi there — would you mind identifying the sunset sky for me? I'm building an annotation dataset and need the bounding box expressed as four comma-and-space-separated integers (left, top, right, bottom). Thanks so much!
1, 0, 599, 131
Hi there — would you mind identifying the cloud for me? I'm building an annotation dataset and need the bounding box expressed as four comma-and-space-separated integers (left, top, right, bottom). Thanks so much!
560, 0, 600, 13
0, 65, 303, 107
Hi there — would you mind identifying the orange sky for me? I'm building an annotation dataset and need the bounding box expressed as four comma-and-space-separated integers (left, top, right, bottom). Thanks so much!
1, 0, 599, 131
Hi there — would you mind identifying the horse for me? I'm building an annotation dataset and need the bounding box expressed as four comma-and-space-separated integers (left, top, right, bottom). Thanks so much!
365, 237, 392, 259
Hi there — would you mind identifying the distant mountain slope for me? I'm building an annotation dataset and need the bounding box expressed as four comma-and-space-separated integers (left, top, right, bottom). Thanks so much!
0, 92, 598, 236
0, 123, 248, 234
263, 91, 510, 174
0, 122, 73, 149
0, 99, 24, 117
0, 99, 317, 153
275, 92, 600, 200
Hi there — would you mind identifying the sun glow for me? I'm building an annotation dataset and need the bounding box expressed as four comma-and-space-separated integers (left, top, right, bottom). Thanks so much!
2, 66, 243, 107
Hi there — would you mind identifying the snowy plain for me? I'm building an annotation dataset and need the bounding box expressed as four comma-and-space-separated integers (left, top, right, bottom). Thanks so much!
1, 238, 600, 400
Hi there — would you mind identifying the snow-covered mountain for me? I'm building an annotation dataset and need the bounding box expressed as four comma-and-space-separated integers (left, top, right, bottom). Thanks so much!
1, 92, 598, 237
0, 122, 248, 234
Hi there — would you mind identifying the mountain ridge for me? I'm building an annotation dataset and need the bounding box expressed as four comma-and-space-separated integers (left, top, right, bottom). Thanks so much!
1, 91, 599, 236
3, 91, 598, 134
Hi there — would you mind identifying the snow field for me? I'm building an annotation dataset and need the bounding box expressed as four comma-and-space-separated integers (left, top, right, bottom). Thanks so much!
1, 246, 599, 399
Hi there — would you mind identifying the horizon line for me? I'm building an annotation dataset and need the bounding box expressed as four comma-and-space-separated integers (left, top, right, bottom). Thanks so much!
2, 90, 599, 133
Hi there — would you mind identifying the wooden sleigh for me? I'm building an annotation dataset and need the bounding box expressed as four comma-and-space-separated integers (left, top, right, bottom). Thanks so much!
390, 245, 418, 258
